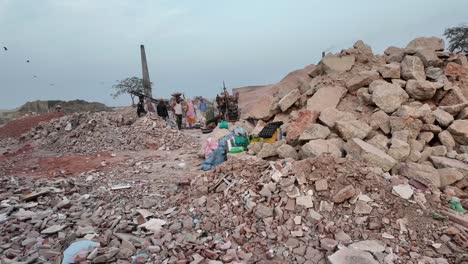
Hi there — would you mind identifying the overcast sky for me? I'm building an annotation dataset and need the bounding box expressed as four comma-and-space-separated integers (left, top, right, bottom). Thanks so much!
0, 0, 467, 109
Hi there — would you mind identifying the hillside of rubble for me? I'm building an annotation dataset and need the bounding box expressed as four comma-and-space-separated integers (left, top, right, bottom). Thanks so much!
1, 36, 468, 264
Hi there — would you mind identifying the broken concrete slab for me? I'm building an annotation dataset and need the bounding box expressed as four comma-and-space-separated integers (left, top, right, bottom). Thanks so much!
301, 139, 342, 158
399, 162, 441, 188
278, 88, 301, 112
287, 110, 320, 143
370, 81, 409, 114
406, 36, 445, 51
349, 240, 385, 254
406, 79, 443, 100
401, 55, 426, 81
321, 54, 356, 73
438, 168, 464, 187
328, 247, 379, 264
307, 86, 347, 113
335, 120, 372, 141
344, 138, 397, 172
448, 120, 468, 145
318, 108, 356, 128
299, 123, 330, 141
430, 156, 468, 177
378, 63, 401, 79
392, 184, 414, 199
346, 70, 380, 92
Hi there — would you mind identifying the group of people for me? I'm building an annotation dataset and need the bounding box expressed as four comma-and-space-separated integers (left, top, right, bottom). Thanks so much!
155, 96, 209, 130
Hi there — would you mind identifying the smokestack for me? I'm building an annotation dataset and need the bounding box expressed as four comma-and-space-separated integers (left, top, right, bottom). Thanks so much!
140, 45, 152, 97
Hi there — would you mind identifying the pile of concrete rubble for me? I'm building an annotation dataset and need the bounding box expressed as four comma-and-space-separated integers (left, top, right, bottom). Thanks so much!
2, 154, 466, 263
22, 108, 197, 153
245, 37, 468, 198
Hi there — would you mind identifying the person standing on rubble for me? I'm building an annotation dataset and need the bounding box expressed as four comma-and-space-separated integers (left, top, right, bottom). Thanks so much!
173, 97, 183, 130
157, 99, 169, 122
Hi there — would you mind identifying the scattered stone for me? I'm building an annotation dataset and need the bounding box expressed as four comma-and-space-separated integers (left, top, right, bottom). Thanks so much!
378, 63, 401, 79
387, 138, 410, 161
384, 46, 405, 63
41, 225, 65, 235
328, 247, 379, 264
315, 179, 328, 191
296, 196, 314, 208
354, 201, 373, 215
399, 162, 441, 188
344, 138, 397, 172
430, 156, 468, 176
276, 144, 299, 160
346, 70, 380, 92
406, 37, 445, 51
371, 81, 409, 114
438, 130, 456, 151
307, 86, 347, 112
335, 120, 372, 140
318, 108, 356, 128
321, 54, 356, 73
278, 88, 301, 112
301, 139, 342, 158
448, 120, 468, 145
332, 185, 356, 203
255, 205, 274, 219
405, 79, 442, 100
438, 168, 464, 187
433, 109, 454, 127
401, 55, 426, 81
320, 238, 338, 251
299, 124, 330, 141
392, 184, 414, 199
369, 110, 390, 134
349, 240, 385, 254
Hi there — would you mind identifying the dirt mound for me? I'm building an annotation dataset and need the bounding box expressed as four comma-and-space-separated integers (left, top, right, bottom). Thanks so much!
0, 112, 63, 139
22, 108, 198, 153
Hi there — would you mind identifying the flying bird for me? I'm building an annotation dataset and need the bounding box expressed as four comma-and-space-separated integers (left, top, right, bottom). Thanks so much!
2, 46, 7, 51
26, 60, 30, 63
33, 75, 37, 78
49, 83, 55, 86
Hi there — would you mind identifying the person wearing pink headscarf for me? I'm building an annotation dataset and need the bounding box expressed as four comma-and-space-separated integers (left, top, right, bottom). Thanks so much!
185, 99, 196, 128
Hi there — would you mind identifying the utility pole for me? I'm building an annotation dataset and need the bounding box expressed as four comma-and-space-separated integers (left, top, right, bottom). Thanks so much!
140, 45, 152, 98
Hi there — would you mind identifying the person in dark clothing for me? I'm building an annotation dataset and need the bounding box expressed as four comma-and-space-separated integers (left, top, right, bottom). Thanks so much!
136, 95, 147, 117
157, 100, 169, 121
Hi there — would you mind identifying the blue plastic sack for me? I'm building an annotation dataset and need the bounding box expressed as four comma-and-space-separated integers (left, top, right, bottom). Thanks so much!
201, 146, 226, 171
62, 240, 100, 264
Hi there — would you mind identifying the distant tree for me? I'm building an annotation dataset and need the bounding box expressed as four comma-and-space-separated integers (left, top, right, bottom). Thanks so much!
444, 25, 468, 53
111, 77, 145, 106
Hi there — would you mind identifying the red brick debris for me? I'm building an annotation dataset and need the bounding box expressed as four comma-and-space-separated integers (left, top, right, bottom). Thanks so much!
0, 113, 63, 139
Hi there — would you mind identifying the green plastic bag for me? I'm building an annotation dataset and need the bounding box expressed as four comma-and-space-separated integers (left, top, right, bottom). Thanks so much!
234, 136, 249, 148
219, 121, 229, 129
229, 147, 244, 153
450, 197, 465, 213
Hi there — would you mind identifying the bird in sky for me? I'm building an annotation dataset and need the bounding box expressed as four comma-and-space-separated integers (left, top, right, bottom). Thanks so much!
2, 46, 7, 51
49, 83, 55, 86
33, 75, 37, 78
26, 60, 30, 63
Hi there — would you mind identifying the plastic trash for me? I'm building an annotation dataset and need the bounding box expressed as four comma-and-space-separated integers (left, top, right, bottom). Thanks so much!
450, 197, 465, 213
431, 212, 448, 221
204, 138, 219, 158
62, 240, 100, 264
219, 121, 229, 129
229, 147, 244, 153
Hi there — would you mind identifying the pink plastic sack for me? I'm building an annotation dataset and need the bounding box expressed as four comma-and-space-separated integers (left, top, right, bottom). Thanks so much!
204, 138, 219, 158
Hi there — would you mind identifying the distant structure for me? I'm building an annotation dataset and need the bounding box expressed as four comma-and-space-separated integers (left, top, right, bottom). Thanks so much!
140, 45, 155, 112
140, 45, 152, 98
